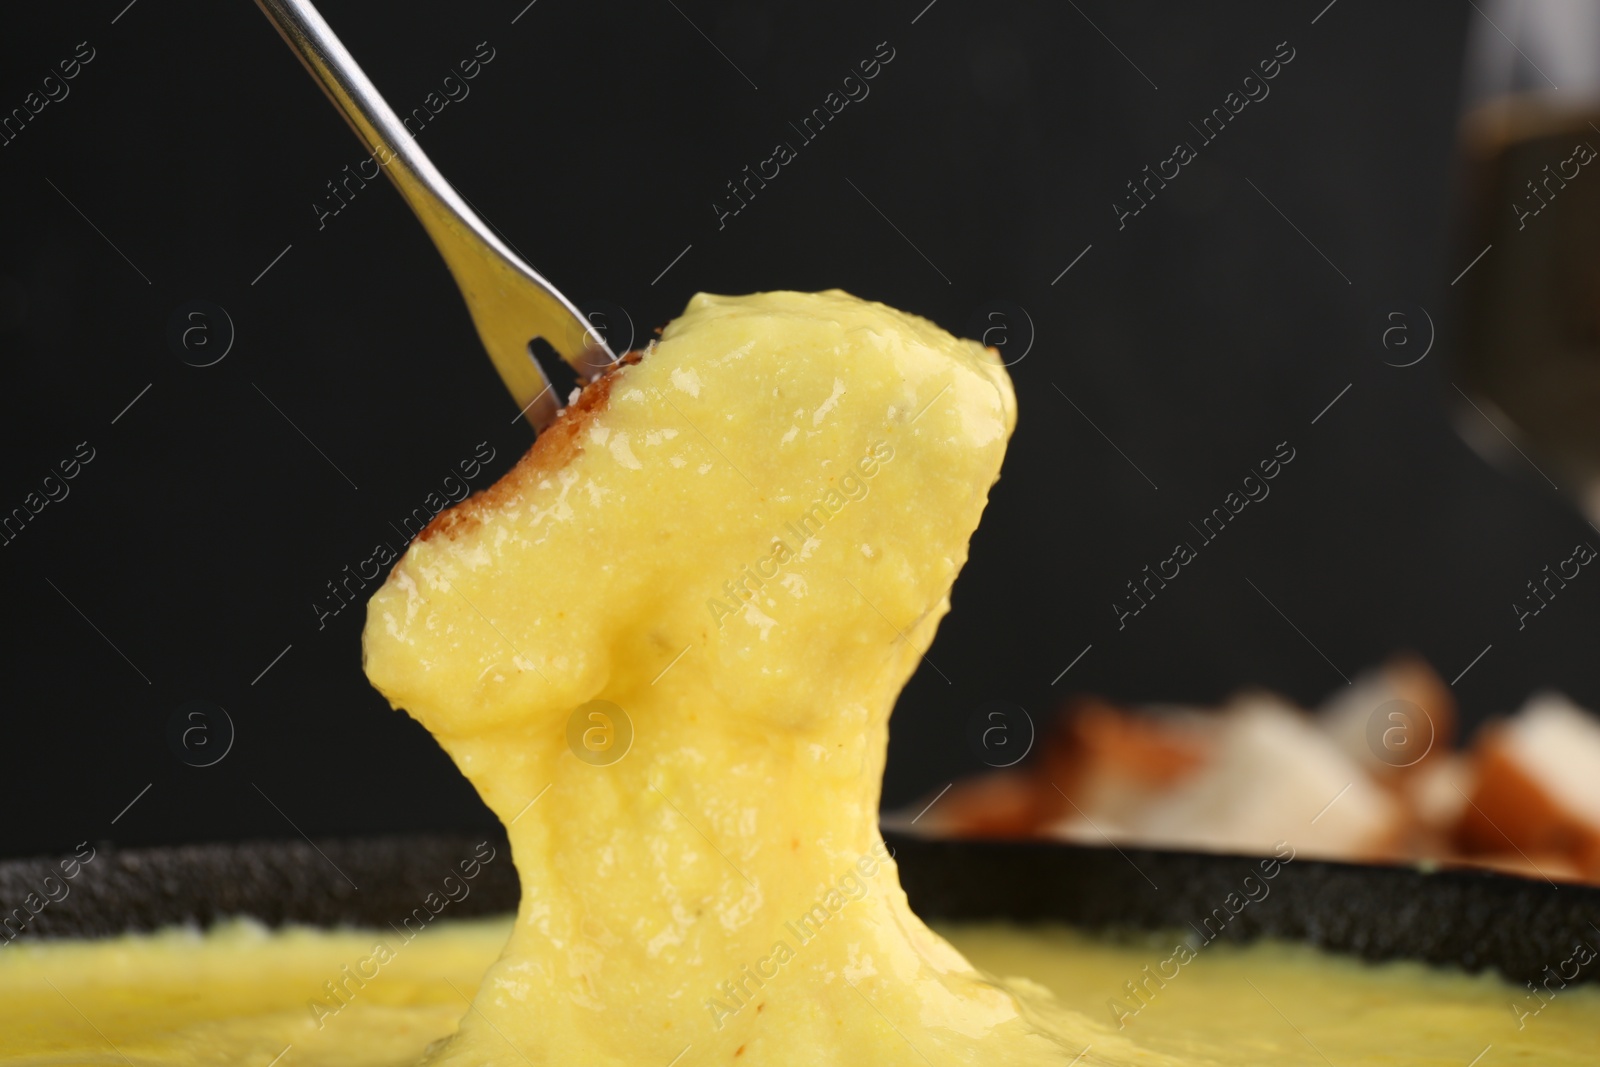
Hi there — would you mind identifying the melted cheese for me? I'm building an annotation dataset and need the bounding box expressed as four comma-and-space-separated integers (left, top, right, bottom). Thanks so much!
4, 919, 1596, 1065
359, 289, 1117, 1065
0, 918, 508, 1066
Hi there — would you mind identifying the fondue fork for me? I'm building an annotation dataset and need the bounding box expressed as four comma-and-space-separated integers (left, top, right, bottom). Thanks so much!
254, 0, 615, 431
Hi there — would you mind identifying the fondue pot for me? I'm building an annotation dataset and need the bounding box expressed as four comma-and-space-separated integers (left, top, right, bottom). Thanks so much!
4, 831, 1592, 989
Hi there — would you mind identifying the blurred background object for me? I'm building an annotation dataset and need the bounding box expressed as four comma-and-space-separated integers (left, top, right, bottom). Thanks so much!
4, 0, 1599, 861
1454, 0, 1600, 523
897, 659, 1600, 885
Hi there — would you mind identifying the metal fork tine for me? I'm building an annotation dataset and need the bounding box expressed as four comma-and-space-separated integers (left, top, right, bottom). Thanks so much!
255, 0, 618, 432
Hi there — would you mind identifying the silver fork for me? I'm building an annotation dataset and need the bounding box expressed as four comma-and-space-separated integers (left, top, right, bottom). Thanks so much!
254, 0, 616, 431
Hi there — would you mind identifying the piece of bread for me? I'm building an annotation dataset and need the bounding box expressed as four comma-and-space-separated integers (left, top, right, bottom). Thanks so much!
1457, 693, 1600, 879
1062, 693, 1405, 861
1315, 654, 1455, 778
913, 771, 1054, 838
419, 350, 643, 547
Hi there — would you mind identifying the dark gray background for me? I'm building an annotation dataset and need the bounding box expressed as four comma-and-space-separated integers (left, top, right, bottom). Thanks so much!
2, 0, 1593, 858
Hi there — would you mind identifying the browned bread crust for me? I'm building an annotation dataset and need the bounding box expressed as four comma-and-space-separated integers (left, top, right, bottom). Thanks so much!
419, 349, 645, 546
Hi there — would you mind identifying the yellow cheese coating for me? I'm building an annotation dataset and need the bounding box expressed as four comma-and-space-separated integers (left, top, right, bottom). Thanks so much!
0, 918, 509, 1066
361, 289, 1120, 1065
4, 919, 1596, 1065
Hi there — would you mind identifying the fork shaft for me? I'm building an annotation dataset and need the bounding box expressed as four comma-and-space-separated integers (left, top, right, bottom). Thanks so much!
255, 0, 615, 431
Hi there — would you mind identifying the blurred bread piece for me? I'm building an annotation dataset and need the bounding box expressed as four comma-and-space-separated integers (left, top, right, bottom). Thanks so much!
1402, 753, 1474, 856
903, 696, 1213, 838
1049, 693, 1405, 861
1040, 696, 1214, 828
1316, 655, 1455, 778
898, 676, 1600, 886
1316, 656, 1456, 858
1046, 697, 1214, 790
1457, 693, 1600, 878
909, 771, 1052, 838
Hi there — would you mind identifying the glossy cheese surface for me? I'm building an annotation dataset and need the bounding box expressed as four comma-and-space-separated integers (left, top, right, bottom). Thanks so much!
360, 290, 1109, 1065
3, 919, 1596, 1065
0, 918, 508, 1066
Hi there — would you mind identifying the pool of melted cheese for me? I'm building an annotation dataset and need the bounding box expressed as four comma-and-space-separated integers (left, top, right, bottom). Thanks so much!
2, 918, 1595, 1065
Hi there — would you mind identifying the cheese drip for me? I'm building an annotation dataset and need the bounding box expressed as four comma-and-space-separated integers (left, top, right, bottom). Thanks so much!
362, 290, 1150, 1065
